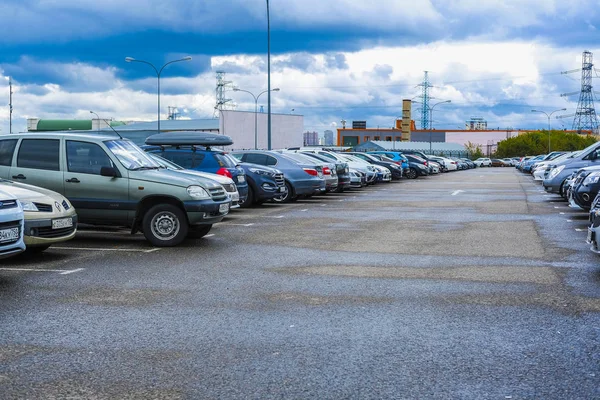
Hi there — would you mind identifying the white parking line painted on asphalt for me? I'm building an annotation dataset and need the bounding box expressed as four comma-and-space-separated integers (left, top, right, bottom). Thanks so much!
575, 228, 585, 232
203, 234, 215, 238
60, 268, 84, 275
300, 209, 308, 212
224, 223, 255, 227
263, 215, 285, 218
554, 206, 560, 209
567, 220, 573, 222
51, 246, 161, 253
560, 212, 566, 215
0, 267, 82, 274
338, 199, 345, 202
451, 190, 465, 196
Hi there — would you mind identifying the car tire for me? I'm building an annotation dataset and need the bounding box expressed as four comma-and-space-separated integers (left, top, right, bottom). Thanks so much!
406, 168, 418, 179
273, 182, 294, 203
240, 186, 254, 208
142, 204, 188, 247
187, 224, 212, 239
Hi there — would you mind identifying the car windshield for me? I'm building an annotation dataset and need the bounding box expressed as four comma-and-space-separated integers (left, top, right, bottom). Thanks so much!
148, 153, 183, 170
105, 140, 161, 170
282, 152, 319, 165
222, 153, 241, 167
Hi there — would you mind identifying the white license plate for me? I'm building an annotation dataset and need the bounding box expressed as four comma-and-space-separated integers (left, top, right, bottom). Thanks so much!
587, 228, 594, 244
237, 175, 245, 183
219, 203, 229, 213
279, 187, 286, 192
52, 217, 73, 229
0, 227, 19, 243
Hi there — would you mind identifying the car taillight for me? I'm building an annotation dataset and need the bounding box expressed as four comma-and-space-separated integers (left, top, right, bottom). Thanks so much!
394, 161, 401, 165
216, 167, 233, 178
303, 168, 318, 176
323, 167, 331, 175
423, 162, 428, 166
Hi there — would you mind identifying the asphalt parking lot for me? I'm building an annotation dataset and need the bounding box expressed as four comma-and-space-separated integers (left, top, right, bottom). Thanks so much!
1, 168, 599, 399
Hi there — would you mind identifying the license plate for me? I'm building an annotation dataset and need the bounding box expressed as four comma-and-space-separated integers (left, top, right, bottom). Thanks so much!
0, 227, 19, 243
219, 203, 229, 213
587, 228, 594, 244
237, 175, 245, 183
279, 187, 286, 192
52, 217, 73, 229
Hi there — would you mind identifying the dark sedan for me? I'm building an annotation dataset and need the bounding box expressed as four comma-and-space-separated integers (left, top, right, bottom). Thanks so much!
347, 152, 403, 180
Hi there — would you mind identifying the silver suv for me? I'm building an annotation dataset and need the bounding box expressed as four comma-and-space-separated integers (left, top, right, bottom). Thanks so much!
0, 133, 231, 247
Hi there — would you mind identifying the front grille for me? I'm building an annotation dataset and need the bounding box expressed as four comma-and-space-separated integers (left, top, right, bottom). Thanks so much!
208, 187, 228, 201
0, 200, 18, 210
274, 173, 285, 187
35, 225, 75, 239
222, 183, 237, 193
33, 202, 53, 212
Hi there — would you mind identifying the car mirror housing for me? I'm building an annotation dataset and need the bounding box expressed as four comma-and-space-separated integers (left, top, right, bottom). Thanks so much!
100, 166, 118, 177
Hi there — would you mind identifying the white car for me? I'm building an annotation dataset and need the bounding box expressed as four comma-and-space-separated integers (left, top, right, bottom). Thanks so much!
0, 189, 25, 259
430, 157, 458, 171
373, 165, 392, 182
474, 158, 492, 167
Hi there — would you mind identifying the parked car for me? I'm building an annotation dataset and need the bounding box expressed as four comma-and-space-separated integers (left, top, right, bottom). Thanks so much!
534, 152, 580, 181
0, 132, 231, 246
231, 150, 325, 202
348, 169, 365, 188
521, 155, 546, 173
0, 180, 78, 253
403, 154, 430, 178
347, 152, 403, 180
474, 157, 492, 167
367, 151, 410, 171
221, 154, 287, 207
502, 158, 515, 167
460, 158, 476, 168
298, 149, 377, 184
429, 156, 458, 172
543, 141, 600, 196
294, 151, 351, 192
143, 132, 249, 206
568, 167, 600, 210
279, 151, 338, 192
0, 188, 25, 259
148, 153, 241, 208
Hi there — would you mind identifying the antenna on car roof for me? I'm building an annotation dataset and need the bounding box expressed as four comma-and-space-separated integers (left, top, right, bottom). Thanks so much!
90, 111, 123, 139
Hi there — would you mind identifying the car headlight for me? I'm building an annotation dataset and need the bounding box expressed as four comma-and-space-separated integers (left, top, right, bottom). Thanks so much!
548, 165, 565, 179
20, 201, 39, 212
187, 185, 211, 199
583, 172, 600, 185
248, 167, 274, 176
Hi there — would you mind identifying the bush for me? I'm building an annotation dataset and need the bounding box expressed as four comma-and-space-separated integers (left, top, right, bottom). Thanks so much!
495, 131, 597, 158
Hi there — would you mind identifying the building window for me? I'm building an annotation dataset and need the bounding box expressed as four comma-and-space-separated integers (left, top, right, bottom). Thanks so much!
395, 136, 402, 141
385, 136, 392, 141
374, 136, 380, 141
364, 136, 370, 142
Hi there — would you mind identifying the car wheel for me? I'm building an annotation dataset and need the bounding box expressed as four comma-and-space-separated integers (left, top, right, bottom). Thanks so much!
240, 186, 254, 208
187, 224, 212, 239
142, 204, 188, 247
273, 182, 293, 203
406, 168, 418, 179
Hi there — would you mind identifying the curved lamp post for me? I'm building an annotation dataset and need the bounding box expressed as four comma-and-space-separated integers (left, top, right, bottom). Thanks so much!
429, 100, 451, 154
125, 56, 192, 133
233, 87, 280, 149
531, 108, 567, 152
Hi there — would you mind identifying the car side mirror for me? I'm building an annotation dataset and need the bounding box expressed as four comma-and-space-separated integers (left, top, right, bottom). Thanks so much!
100, 166, 118, 177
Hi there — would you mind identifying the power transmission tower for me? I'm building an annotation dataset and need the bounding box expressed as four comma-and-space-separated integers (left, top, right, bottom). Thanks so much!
417, 71, 432, 129
560, 50, 599, 133
213, 71, 236, 118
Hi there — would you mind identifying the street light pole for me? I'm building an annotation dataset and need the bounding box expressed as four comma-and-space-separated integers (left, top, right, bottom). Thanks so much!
8, 77, 12, 134
266, 0, 272, 150
233, 88, 280, 149
125, 56, 192, 133
531, 108, 566, 152
428, 100, 451, 155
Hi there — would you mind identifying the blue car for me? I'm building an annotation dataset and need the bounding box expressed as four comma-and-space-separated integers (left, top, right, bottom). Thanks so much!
220, 154, 287, 207
231, 150, 326, 203
367, 151, 409, 171
521, 155, 546, 173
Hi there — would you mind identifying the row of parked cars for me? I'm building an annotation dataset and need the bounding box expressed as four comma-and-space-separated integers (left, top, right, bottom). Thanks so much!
0, 130, 476, 258
515, 142, 600, 254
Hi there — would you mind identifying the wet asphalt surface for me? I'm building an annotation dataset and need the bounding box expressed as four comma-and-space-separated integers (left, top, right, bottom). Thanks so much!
0, 168, 599, 399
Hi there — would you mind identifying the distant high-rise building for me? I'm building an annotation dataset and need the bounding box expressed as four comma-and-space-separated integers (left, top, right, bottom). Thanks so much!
465, 117, 487, 130
303, 131, 319, 146
324, 130, 334, 146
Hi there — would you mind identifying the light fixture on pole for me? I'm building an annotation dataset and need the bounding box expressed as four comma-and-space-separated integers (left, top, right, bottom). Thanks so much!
266, 0, 272, 150
531, 108, 566, 152
233, 87, 280, 149
125, 56, 192, 134
429, 100, 451, 154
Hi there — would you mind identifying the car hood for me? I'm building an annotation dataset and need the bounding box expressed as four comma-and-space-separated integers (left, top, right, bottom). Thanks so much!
130, 169, 223, 190
169, 168, 234, 185
0, 181, 66, 203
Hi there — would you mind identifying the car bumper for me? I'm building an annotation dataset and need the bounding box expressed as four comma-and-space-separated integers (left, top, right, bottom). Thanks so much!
24, 214, 78, 246
228, 191, 240, 208
184, 199, 230, 225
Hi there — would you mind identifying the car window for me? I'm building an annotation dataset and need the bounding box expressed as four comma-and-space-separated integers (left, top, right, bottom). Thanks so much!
161, 150, 197, 169
244, 153, 269, 165
230, 153, 243, 161
17, 139, 60, 171
0, 139, 18, 166
266, 155, 277, 166
214, 153, 237, 168
317, 151, 337, 160
66, 141, 115, 175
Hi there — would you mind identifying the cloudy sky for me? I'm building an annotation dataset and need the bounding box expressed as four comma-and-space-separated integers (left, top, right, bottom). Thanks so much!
1, 0, 599, 135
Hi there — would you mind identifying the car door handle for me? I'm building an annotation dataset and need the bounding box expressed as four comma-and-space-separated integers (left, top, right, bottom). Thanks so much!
12, 174, 26, 180
66, 178, 80, 183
